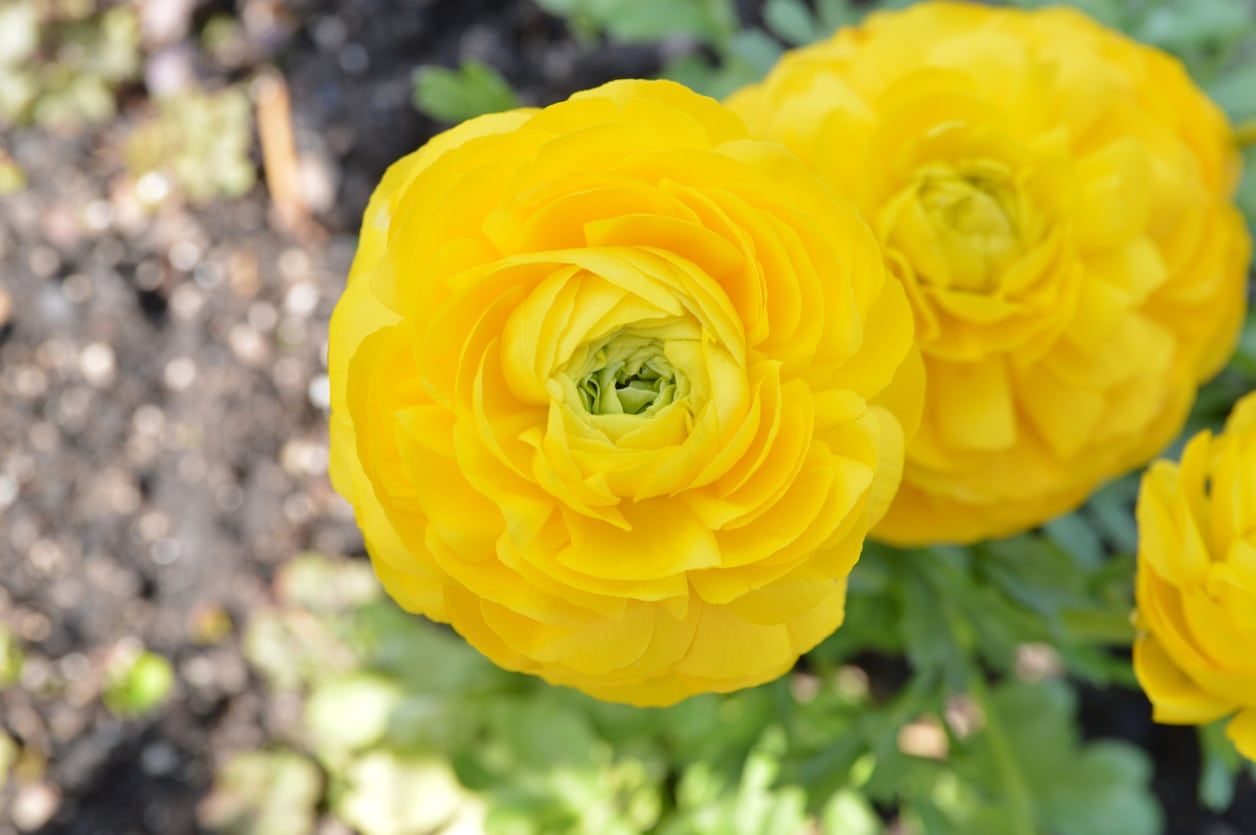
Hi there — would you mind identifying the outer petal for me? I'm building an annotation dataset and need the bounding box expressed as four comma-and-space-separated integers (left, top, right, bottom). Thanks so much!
1133, 635, 1236, 725
1227, 710, 1256, 762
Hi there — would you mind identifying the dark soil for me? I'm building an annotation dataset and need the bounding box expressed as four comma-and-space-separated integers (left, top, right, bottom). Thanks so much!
0, 1, 1252, 834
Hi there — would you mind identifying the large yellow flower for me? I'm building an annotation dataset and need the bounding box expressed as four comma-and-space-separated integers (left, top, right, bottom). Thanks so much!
1134, 392, 1256, 760
730, 2, 1250, 545
328, 80, 921, 706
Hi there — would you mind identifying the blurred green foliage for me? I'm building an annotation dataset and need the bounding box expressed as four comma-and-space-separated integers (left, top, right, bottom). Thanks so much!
0, 1, 140, 130
125, 86, 256, 205
103, 647, 175, 718
0, 625, 24, 690
201, 751, 324, 835
205, 550, 1168, 835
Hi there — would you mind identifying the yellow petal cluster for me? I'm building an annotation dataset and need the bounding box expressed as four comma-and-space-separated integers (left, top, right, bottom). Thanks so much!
328, 80, 921, 705
730, 2, 1250, 545
1133, 393, 1256, 761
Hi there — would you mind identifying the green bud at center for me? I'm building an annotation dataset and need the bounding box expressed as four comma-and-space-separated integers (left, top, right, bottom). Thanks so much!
574, 335, 680, 417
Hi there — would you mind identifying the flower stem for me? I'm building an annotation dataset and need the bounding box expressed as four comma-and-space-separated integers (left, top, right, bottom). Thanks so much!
969, 672, 1038, 835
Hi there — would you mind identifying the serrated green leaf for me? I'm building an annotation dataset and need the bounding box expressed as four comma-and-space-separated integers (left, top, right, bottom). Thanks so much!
955, 680, 1162, 835
898, 561, 967, 683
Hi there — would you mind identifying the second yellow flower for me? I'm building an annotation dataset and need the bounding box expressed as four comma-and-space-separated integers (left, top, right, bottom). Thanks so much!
731, 1, 1250, 545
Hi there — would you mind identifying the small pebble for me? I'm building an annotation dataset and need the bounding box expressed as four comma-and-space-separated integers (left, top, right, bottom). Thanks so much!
164, 357, 197, 391
79, 343, 117, 387
12, 784, 60, 831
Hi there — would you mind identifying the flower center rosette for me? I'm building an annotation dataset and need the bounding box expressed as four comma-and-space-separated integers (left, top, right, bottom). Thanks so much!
730, 2, 1251, 544
1134, 393, 1256, 760
329, 80, 921, 706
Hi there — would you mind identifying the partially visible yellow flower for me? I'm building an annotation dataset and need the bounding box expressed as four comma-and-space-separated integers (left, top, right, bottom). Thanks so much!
1134, 392, 1256, 761
730, 2, 1250, 545
329, 80, 921, 705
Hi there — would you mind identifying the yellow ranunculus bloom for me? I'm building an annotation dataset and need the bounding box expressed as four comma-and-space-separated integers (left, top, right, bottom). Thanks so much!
730, 2, 1250, 545
328, 80, 922, 705
1133, 392, 1256, 761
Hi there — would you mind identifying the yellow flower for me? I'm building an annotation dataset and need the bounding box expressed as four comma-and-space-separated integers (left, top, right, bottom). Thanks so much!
328, 80, 921, 705
1133, 392, 1256, 761
730, 2, 1250, 545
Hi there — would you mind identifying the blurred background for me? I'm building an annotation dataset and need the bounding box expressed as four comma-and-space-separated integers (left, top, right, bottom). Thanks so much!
0, 1, 1254, 833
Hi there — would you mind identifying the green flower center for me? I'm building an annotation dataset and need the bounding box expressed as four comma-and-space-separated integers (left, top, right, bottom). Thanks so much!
921, 171, 1019, 246
573, 335, 681, 417
887, 161, 1028, 294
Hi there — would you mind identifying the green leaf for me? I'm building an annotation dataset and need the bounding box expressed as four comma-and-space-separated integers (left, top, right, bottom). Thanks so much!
0, 2, 38, 69
764, 0, 820, 46
243, 608, 358, 691
413, 60, 520, 124
1043, 513, 1105, 569
276, 553, 381, 613
1233, 307, 1256, 378
898, 558, 968, 684
1199, 720, 1244, 812
350, 602, 506, 695
1085, 476, 1141, 556
336, 752, 470, 835
726, 29, 786, 78
490, 699, 602, 770
103, 649, 174, 718
535, 0, 738, 45
1209, 63, 1256, 119
816, 0, 861, 32
304, 673, 402, 762
955, 680, 1162, 835
664, 28, 783, 99
664, 730, 809, 835
200, 751, 322, 835
819, 789, 883, 835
